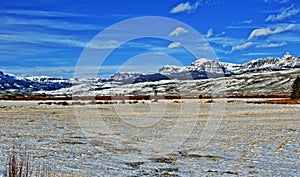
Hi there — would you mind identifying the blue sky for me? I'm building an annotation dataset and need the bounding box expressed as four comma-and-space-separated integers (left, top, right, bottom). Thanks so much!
1, 0, 300, 78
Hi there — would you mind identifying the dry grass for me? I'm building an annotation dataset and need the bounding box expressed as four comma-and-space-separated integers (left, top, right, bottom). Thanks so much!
277, 141, 286, 149
0, 100, 299, 176
7, 153, 30, 177
6, 152, 60, 177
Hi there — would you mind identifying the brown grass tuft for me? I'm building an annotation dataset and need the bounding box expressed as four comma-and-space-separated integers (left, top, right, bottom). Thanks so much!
277, 141, 286, 149
7, 153, 30, 177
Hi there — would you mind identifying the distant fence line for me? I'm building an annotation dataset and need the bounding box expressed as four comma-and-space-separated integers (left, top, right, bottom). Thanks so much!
0, 94, 290, 101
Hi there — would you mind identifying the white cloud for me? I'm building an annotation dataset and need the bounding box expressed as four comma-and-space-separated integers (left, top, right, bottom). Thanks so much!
86, 40, 120, 49
197, 43, 210, 51
248, 24, 295, 39
265, 4, 299, 22
3, 9, 86, 18
169, 27, 188, 37
170, 1, 200, 14
2, 16, 100, 31
216, 31, 226, 37
272, 24, 296, 32
264, 0, 289, 4
168, 42, 181, 49
206, 28, 213, 38
226, 25, 258, 29
208, 36, 241, 48
248, 28, 273, 39
242, 52, 281, 56
231, 42, 253, 52
0, 31, 120, 50
243, 20, 253, 24
256, 41, 287, 48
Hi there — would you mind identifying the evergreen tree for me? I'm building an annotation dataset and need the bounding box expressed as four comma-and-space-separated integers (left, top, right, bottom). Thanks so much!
291, 76, 300, 99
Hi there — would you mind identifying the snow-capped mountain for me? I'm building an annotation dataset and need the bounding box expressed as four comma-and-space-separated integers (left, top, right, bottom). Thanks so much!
88, 52, 300, 85
101, 52, 300, 87
160, 58, 226, 75
219, 52, 300, 74
26, 76, 71, 83
158, 52, 300, 78
0, 71, 72, 92
189, 58, 226, 74
158, 58, 228, 80
219, 62, 242, 74
111, 72, 143, 81
110, 72, 143, 84
47, 68, 300, 97
235, 52, 300, 73
0, 52, 299, 93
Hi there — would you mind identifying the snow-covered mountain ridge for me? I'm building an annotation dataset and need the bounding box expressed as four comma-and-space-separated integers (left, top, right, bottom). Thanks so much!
112, 52, 299, 83
0, 52, 299, 93
47, 68, 300, 97
226, 52, 300, 74
0, 71, 72, 92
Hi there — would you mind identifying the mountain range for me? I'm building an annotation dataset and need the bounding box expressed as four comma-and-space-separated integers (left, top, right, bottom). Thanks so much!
0, 72, 71, 92
0, 52, 299, 96
110, 52, 299, 84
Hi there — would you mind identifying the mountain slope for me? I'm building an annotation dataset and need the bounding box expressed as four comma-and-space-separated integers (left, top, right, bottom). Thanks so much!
71, 69, 300, 97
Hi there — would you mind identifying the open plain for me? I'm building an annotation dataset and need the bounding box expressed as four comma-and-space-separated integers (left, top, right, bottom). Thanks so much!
0, 100, 299, 176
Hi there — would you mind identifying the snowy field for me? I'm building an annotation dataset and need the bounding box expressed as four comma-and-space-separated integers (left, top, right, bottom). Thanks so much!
0, 100, 299, 176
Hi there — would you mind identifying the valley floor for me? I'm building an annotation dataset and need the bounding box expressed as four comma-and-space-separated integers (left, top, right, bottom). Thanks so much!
0, 100, 299, 176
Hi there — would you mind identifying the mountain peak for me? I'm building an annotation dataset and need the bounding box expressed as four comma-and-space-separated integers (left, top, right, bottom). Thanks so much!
190, 58, 210, 66
282, 52, 294, 60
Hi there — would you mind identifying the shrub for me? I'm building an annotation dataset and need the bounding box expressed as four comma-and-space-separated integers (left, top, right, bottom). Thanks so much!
7, 153, 30, 177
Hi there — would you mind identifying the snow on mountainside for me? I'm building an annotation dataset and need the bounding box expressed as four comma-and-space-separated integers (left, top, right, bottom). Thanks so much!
159, 58, 226, 75
26, 76, 71, 83
158, 65, 183, 76
158, 58, 228, 80
0, 52, 299, 93
49, 68, 300, 96
110, 72, 144, 84
105, 53, 300, 84
0, 71, 72, 92
69, 69, 300, 96
236, 52, 300, 73
111, 72, 143, 81
189, 58, 225, 74
220, 52, 300, 74
219, 62, 242, 73
159, 52, 299, 81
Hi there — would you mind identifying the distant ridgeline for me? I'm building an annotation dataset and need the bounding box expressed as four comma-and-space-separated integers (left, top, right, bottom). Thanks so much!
110, 52, 300, 84
0, 52, 299, 92
0, 71, 72, 92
